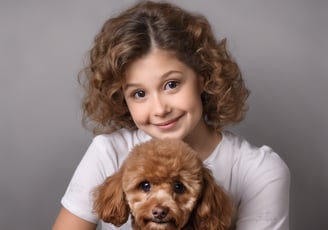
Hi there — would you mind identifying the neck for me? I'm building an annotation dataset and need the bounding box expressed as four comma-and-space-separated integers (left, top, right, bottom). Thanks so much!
184, 124, 221, 161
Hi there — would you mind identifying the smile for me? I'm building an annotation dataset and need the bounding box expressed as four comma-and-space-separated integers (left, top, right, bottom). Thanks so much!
153, 116, 182, 130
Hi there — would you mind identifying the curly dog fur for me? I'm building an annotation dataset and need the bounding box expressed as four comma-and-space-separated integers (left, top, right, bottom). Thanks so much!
93, 139, 233, 230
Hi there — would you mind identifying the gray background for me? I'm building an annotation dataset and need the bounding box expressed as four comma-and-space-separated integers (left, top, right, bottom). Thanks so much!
0, 0, 327, 229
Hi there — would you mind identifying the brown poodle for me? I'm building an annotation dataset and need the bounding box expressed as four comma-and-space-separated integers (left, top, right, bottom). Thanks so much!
93, 139, 233, 230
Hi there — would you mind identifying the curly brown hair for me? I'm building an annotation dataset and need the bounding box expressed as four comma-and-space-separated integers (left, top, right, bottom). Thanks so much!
79, 1, 249, 134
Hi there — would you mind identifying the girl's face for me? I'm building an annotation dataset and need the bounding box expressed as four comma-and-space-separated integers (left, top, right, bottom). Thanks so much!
123, 48, 207, 142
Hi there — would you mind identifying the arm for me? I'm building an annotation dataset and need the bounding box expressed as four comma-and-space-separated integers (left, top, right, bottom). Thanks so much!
52, 135, 120, 230
236, 147, 291, 230
52, 207, 97, 230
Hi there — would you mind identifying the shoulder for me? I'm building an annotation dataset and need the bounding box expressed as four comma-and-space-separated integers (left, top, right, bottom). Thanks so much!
219, 131, 291, 229
92, 128, 151, 150
206, 131, 290, 229
81, 129, 150, 175
207, 131, 290, 194
89, 129, 150, 161
222, 131, 287, 168
220, 130, 290, 198
222, 130, 290, 178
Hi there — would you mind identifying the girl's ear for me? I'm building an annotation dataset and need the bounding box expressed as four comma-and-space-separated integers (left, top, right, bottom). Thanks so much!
191, 167, 234, 230
93, 169, 130, 226
198, 75, 206, 93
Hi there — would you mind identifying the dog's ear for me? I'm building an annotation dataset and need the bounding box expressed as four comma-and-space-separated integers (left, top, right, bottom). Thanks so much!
93, 169, 130, 226
190, 167, 233, 230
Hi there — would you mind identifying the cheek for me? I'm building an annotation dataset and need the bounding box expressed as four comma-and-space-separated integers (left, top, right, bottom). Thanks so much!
174, 90, 203, 113
178, 79, 203, 111
126, 103, 147, 124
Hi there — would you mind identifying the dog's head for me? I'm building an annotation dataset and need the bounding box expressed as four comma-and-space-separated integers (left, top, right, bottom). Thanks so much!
93, 139, 233, 230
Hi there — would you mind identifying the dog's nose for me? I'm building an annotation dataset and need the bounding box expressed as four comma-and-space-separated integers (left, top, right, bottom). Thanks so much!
152, 206, 169, 219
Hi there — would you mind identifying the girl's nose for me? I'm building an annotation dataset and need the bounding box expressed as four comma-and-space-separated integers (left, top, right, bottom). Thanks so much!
152, 95, 171, 117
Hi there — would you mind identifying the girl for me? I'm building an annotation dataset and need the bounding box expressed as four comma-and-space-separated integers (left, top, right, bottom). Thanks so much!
52, 1, 290, 229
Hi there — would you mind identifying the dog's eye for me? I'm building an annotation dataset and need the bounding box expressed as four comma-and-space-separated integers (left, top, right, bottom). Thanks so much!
139, 181, 151, 192
173, 181, 185, 194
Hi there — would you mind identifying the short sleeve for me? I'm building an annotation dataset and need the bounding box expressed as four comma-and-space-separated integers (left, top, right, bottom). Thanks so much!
236, 146, 291, 230
61, 135, 119, 224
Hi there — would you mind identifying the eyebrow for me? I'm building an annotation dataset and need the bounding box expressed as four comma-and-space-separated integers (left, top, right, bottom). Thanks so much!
123, 70, 182, 91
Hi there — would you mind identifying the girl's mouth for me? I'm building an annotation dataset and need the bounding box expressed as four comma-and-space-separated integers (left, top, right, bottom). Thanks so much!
154, 116, 181, 130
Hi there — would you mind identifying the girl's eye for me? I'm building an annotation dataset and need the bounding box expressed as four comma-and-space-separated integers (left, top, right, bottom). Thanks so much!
132, 90, 146, 99
139, 181, 151, 192
164, 80, 179, 90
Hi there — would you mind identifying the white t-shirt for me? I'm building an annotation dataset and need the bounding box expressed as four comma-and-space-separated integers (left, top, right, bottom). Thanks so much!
61, 129, 290, 230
